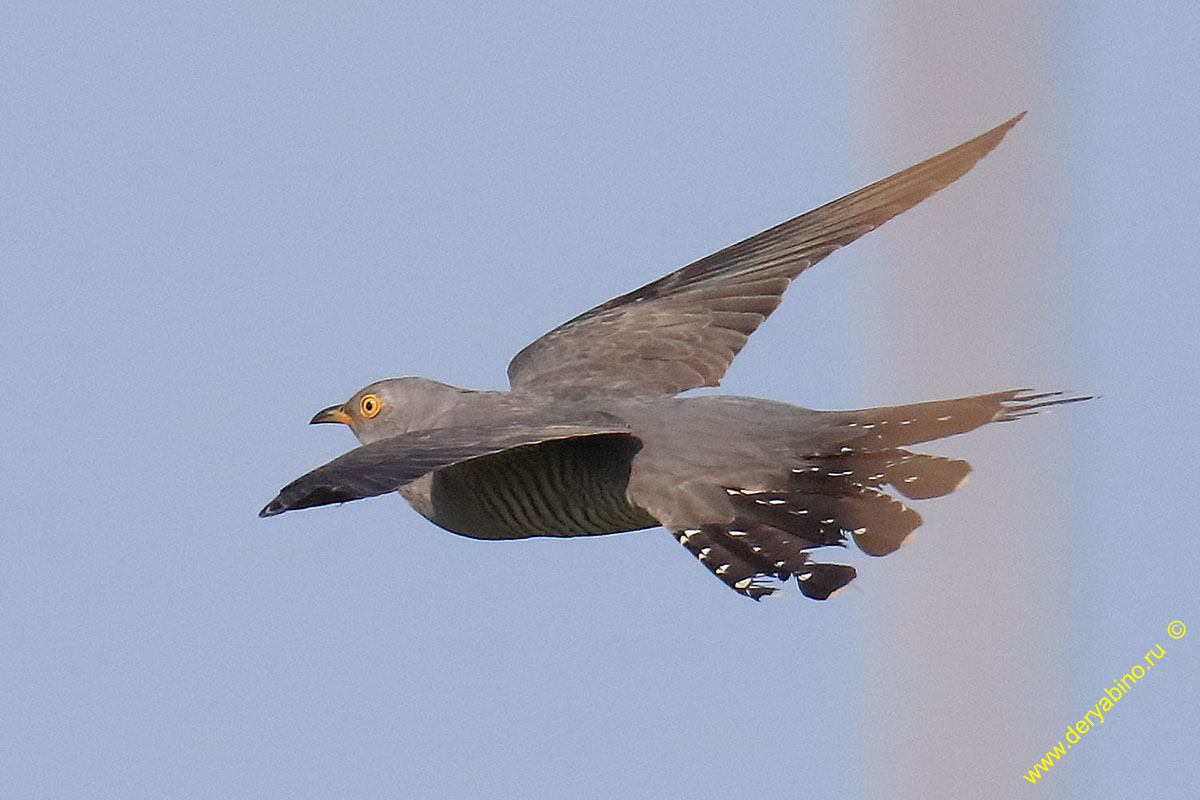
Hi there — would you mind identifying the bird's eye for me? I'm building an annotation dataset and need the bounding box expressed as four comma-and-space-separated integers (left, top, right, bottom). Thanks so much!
359, 394, 382, 418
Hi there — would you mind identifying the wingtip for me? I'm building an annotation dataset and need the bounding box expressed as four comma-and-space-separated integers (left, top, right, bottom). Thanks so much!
258, 499, 285, 518
975, 111, 1026, 152
996, 111, 1026, 138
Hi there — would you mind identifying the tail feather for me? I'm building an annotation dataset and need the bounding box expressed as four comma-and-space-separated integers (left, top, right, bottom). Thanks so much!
818, 389, 1091, 452
672, 525, 781, 600
726, 488, 849, 548
795, 563, 858, 601
669, 389, 1090, 600
725, 520, 830, 575
793, 450, 971, 500
672, 522, 858, 601
849, 491, 921, 554
727, 484, 921, 557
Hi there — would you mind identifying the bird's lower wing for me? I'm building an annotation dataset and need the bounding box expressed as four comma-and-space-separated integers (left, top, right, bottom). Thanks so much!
259, 421, 634, 517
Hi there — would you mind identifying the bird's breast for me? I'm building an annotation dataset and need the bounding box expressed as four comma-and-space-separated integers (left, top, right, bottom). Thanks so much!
402, 433, 659, 540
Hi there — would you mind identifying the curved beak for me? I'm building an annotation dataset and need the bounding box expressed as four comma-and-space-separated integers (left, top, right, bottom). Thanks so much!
310, 404, 352, 425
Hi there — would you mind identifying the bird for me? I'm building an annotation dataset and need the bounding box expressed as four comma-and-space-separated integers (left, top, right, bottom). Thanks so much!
260, 112, 1087, 601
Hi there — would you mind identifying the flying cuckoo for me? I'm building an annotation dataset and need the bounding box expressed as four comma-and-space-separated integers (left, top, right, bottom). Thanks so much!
261, 113, 1086, 601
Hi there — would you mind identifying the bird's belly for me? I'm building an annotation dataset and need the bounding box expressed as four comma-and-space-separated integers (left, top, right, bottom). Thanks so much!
406, 433, 660, 540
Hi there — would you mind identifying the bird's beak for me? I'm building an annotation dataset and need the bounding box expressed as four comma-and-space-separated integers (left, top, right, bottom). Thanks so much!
310, 404, 352, 426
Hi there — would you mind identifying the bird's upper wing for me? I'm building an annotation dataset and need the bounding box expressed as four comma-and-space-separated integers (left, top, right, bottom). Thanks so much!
259, 420, 634, 517
507, 114, 1024, 398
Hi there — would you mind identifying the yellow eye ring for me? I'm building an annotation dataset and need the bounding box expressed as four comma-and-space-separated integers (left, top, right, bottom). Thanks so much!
359, 394, 382, 418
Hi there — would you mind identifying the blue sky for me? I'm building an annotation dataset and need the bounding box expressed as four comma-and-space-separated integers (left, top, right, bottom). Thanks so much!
3, 2, 1197, 798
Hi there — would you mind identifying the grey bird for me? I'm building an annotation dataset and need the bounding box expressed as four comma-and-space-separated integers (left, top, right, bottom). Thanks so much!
261, 113, 1086, 600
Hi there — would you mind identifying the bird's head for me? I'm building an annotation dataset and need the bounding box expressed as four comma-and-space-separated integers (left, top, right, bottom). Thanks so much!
310, 377, 469, 444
